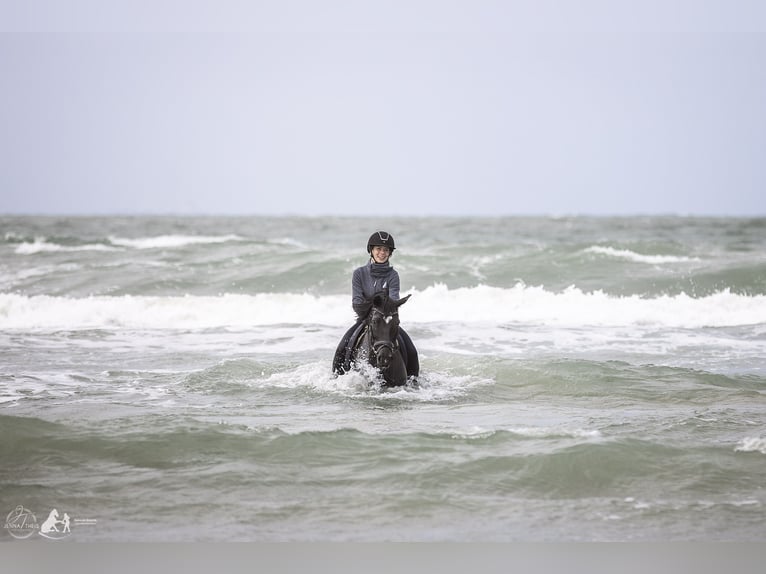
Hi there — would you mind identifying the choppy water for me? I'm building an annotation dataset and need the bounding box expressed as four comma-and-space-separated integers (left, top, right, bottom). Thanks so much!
1, 215, 765, 541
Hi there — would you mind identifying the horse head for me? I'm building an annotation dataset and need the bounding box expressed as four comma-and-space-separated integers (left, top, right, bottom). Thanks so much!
367, 290, 410, 372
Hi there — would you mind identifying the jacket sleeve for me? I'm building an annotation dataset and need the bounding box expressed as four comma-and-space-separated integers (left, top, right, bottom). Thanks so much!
388, 270, 400, 300
352, 267, 370, 318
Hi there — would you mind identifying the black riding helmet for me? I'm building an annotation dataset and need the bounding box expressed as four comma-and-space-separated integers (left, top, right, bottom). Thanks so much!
367, 231, 395, 254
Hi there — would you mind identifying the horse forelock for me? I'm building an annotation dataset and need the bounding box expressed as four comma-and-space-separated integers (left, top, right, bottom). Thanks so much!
370, 306, 398, 326
374, 297, 399, 316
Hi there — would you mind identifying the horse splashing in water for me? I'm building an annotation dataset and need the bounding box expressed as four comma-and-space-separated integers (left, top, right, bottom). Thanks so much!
338, 290, 415, 387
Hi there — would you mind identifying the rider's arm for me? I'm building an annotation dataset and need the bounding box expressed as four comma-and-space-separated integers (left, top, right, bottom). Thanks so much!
388, 270, 400, 300
352, 267, 371, 318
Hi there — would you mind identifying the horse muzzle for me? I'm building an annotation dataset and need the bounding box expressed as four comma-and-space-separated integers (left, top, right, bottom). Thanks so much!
372, 341, 395, 371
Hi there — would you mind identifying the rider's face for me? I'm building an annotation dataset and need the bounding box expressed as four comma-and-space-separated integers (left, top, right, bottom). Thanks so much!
371, 245, 391, 263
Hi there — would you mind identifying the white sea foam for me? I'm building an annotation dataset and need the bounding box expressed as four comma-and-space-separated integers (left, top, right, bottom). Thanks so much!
446, 426, 601, 440
0, 292, 349, 330
108, 234, 244, 249
292, 362, 484, 403
14, 239, 121, 254
11, 234, 244, 253
506, 427, 602, 439
237, 359, 489, 405
405, 283, 766, 328
735, 437, 766, 454
267, 237, 308, 248
1, 285, 764, 330
449, 426, 498, 439
585, 246, 700, 264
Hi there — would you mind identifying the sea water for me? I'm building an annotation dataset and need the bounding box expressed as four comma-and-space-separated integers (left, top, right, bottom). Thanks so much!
1, 215, 764, 541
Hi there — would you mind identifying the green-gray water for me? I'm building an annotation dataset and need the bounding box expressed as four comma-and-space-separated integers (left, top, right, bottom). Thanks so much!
1, 216, 765, 541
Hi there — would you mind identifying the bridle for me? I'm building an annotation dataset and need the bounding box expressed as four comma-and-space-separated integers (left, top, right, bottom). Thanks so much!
366, 307, 400, 370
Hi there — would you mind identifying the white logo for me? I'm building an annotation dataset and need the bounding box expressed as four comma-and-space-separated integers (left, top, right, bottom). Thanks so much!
4, 506, 39, 539
39, 508, 71, 540
5, 505, 97, 540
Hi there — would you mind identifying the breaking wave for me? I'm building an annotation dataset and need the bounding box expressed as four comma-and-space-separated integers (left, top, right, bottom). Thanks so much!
1, 284, 764, 330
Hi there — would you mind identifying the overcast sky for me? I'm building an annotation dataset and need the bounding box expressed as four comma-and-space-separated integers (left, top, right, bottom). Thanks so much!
2, 1, 765, 216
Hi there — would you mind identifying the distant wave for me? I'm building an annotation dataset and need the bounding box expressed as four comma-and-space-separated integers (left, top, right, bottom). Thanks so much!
584, 246, 700, 264
14, 239, 121, 254
12, 234, 245, 254
108, 234, 244, 249
1, 284, 764, 330
266, 237, 308, 248
447, 426, 602, 440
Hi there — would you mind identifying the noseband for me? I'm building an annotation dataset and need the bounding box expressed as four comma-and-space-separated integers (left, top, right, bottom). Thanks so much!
372, 339, 396, 354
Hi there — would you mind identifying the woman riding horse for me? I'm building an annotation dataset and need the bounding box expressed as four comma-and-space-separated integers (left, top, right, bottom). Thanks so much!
332, 231, 419, 381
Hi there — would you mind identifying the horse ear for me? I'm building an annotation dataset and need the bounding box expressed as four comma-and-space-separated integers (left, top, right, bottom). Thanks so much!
395, 294, 411, 307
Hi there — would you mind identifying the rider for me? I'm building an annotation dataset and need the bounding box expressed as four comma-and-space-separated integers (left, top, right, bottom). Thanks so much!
332, 231, 419, 378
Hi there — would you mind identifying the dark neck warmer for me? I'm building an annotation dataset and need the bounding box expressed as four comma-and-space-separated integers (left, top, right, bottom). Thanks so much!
369, 261, 392, 277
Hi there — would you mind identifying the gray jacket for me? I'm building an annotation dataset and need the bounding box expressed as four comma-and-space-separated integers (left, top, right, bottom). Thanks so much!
352, 261, 400, 318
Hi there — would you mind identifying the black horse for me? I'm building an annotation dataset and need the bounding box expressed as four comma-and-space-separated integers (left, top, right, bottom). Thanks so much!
333, 290, 417, 387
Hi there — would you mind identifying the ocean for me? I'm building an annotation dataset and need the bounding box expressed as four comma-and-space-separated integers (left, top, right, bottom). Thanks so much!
1, 215, 765, 542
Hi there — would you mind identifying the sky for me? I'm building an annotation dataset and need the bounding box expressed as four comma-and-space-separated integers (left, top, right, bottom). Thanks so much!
2, 1, 765, 217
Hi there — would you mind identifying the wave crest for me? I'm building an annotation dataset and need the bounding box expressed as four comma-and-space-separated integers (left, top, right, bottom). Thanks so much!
108, 234, 244, 249
12, 234, 244, 254
584, 246, 701, 264
735, 437, 766, 454
0, 285, 764, 330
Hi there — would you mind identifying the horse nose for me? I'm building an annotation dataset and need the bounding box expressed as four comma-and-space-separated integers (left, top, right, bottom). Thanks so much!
377, 349, 392, 368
